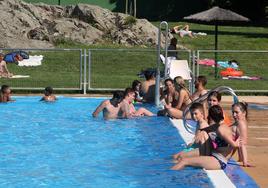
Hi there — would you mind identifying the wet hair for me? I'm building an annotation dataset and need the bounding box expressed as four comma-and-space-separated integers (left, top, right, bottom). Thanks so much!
232, 101, 248, 119
124, 87, 135, 98
144, 69, 155, 80
44, 86, 53, 96
208, 91, 221, 102
170, 37, 177, 46
190, 102, 204, 115
110, 90, 124, 107
197, 75, 207, 86
1, 85, 10, 93
208, 105, 224, 124
132, 80, 141, 90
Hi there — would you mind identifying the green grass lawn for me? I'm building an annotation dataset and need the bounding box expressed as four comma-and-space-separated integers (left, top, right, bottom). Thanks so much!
154, 22, 268, 92
1, 22, 268, 92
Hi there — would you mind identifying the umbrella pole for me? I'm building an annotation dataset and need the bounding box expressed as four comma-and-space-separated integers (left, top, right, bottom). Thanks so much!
214, 23, 218, 79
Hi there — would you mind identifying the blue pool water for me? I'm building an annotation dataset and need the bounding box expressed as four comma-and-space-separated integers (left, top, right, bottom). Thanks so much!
0, 97, 214, 188
249, 103, 268, 110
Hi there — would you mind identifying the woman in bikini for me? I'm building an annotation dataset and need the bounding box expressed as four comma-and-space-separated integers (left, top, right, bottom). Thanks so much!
163, 76, 192, 119
157, 78, 180, 117
171, 105, 241, 170
232, 102, 254, 167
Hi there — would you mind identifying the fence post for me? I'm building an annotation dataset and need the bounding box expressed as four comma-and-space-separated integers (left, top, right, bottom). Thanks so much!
83, 49, 87, 95
88, 50, 91, 90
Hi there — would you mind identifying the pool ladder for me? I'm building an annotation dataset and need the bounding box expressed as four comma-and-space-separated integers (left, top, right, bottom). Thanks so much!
182, 86, 239, 134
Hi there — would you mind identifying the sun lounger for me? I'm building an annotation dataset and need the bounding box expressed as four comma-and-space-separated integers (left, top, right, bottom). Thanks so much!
167, 59, 192, 80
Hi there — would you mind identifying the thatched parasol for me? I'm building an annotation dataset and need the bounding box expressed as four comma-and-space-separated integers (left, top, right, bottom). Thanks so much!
184, 6, 250, 78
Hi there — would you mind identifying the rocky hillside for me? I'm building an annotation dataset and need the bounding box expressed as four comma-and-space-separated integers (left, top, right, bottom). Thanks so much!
0, 0, 171, 48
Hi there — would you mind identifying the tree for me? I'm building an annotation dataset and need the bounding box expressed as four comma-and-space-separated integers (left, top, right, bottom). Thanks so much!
124, 0, 136, 17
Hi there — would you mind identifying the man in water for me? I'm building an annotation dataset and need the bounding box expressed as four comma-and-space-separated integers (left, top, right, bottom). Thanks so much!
141, 69, 156, 103
92, 91, 124, 119
191, 75, 208, 101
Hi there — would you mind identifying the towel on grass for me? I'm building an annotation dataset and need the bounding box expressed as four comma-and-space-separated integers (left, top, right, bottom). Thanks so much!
11, 75, 30, 78
18, 55, 43, 66
222, 76, 261, 80
198, 59, 238, 69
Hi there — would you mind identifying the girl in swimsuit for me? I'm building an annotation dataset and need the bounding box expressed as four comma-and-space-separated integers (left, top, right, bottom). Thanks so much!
161, 76, 192, 119
157, 78, 180, 117
171, 105, 240, 170
232, 102, 254, 167
207, 91, 232, 126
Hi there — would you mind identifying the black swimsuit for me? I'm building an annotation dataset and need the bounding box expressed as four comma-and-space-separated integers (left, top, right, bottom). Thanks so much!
200, 123, 228, 169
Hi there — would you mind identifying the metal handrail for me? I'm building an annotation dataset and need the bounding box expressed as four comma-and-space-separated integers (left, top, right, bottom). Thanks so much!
155, 21, 169, 107
183, 86, 239, 134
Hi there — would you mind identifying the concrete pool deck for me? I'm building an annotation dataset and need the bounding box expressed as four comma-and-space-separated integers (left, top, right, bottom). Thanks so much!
221, 96, 268, 187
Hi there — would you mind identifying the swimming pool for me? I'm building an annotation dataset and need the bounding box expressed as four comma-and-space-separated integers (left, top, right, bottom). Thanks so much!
0, 97, 214, 188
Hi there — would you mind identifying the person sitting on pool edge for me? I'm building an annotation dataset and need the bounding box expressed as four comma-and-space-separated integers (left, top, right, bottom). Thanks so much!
171, 105, 241, 170
120, 88, 154, 118
92, 90, 124, 120
40, 86, 57, 102
0, 85, 15, 102
173, 102, 210, 161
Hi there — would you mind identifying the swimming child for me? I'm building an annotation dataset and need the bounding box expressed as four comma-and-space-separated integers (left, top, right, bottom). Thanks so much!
40, 86, 57, 102
92, 91, 124, 120
120, 88, 154, 118
0, 85, 14, 102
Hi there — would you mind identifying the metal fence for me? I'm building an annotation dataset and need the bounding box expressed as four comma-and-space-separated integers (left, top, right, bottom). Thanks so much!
196, 50, 268, 92
1, 48, 268, 93
87, 49, 192, 91
0, 48, 83, 91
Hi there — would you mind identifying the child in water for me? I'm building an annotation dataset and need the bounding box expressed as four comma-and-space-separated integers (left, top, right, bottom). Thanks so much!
40, 86, 57, 102
0, 85, 14, 102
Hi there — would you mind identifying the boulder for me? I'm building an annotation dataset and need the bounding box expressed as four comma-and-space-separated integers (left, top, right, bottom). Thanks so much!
0, 0, 173, 48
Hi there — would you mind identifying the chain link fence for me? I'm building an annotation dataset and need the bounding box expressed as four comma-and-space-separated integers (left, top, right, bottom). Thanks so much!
1, 48, 267, 93
0, 48, 83, 90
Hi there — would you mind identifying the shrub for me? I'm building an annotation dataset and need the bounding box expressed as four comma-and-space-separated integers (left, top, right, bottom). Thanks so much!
124, 16, 137, 25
